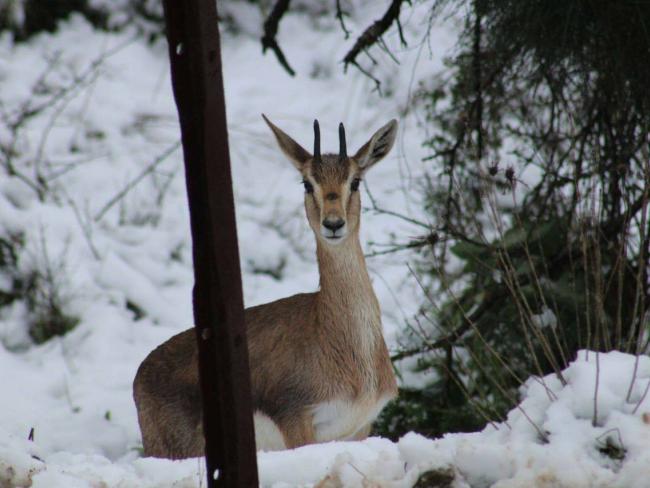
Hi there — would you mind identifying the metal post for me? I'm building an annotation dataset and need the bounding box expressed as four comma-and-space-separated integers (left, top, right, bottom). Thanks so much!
161, 1, 259, 486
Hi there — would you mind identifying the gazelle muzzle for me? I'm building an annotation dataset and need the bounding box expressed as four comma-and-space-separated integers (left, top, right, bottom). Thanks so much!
321, 217, 346, 241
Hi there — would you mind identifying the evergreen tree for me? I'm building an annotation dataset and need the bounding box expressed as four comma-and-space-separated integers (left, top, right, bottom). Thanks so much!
377, 0, 650, 438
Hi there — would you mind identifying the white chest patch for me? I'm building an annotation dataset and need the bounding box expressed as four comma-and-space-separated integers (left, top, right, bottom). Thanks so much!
311, 394, 392, 442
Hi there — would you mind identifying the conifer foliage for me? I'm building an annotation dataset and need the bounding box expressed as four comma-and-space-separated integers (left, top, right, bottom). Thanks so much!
378, 0, 650, 438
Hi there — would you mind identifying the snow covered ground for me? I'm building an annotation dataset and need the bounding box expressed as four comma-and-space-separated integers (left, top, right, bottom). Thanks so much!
0, 2, 649, 487
2, 351, 650, 487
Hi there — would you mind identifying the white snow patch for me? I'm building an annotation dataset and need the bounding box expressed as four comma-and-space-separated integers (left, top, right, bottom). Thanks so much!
2, 351, 650, 486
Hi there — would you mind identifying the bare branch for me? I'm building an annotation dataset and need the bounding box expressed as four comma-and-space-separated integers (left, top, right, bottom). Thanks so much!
351, 59, 382, 93
335, 0, 351, 39
342, 0, 406, 73
261, 0, 296, 77
93, 141, 181, 221
390, 286, 501, 362
365, 233, 439, 258
363, 181, 430, 228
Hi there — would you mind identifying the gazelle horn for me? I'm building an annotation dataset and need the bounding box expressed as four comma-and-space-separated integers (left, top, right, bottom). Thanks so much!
313, 120, 321, 162
339, 123, 347, 160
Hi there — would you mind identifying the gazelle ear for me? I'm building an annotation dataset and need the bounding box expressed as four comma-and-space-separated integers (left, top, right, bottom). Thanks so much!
262, 114, 312, 170
353, 119, 398, 172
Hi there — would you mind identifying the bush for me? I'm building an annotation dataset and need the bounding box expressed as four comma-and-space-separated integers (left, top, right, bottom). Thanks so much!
23, 267, 80, 344
0, 231, 79, 345
383, 0, 650, 438
0, 0, 108, 40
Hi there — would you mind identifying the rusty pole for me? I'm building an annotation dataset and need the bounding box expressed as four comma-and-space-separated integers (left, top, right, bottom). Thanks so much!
161, 1, 259, 486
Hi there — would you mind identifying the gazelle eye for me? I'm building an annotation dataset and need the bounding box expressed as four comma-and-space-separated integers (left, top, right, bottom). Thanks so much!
351, 178, 361, 192
303, 180, 314, 193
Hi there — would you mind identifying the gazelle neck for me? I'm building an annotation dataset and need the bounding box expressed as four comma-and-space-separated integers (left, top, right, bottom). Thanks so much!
315, 232, 379, 321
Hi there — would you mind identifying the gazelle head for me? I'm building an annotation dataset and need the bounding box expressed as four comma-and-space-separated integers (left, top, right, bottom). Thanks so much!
263, 115, 398, 246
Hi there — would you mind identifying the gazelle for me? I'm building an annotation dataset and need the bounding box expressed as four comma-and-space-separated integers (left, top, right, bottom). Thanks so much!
133, 116, 399, 458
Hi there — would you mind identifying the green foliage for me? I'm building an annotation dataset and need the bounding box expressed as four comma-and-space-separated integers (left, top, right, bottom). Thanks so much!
0, 232, 79, 346
0, 0, 109, 40
27, 298, 80, 344
386, 0, 650, 440
22, 260, 80, 345
373, 386, 486, 440
597, 435, 626, 464
413, 468, 455, 488
0, 0, 169, 42
387, 214, 646, 437
0, 0, 271, 43
476, 0, 650, 112
0, 235, 21, 307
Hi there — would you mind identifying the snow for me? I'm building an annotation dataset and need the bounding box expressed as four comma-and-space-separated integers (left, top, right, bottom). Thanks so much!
0, 2, 649, 487
2, 352, 650, 486
531, 307, 557, 330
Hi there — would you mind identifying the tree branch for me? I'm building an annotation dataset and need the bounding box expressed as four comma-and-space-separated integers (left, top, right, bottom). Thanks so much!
261, 0, 296, 77
390, 288, 501, 362
342, 0, 405, 73
335, 0, 351, 39
93, 141, 181, 221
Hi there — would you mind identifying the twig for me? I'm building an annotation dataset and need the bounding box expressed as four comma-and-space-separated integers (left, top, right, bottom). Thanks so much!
632, 376, 650, 414
395, 13, 407, 47
365, 239, 429, 258
377, 37, 400, 65
391, 264, 504, 362
63, 191, 100, 260
390, 322, 470, 362
363, 181, 430, 228
398, 285, 505, 428
483, 186, 566, 385
0, 35, 137, 202
626, 159, 650, 401
593, 351, 600, 426
407, 259, 550, 439
335, 0, 351, 39
342, 0, 406, 86
261, 0, 296, 77
472, 3, 483, 162
343, 0, 406, 70
93, 141, 181, 221
350, 60, 382, 93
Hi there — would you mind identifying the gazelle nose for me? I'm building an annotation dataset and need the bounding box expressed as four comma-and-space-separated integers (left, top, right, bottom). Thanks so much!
323, 218, 345, 232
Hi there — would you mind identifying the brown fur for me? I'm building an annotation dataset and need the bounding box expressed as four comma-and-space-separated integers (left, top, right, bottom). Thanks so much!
133, 117, 399, 458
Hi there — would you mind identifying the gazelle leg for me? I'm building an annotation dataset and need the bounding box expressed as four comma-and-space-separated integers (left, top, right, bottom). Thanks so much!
279, 413, 316, 449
